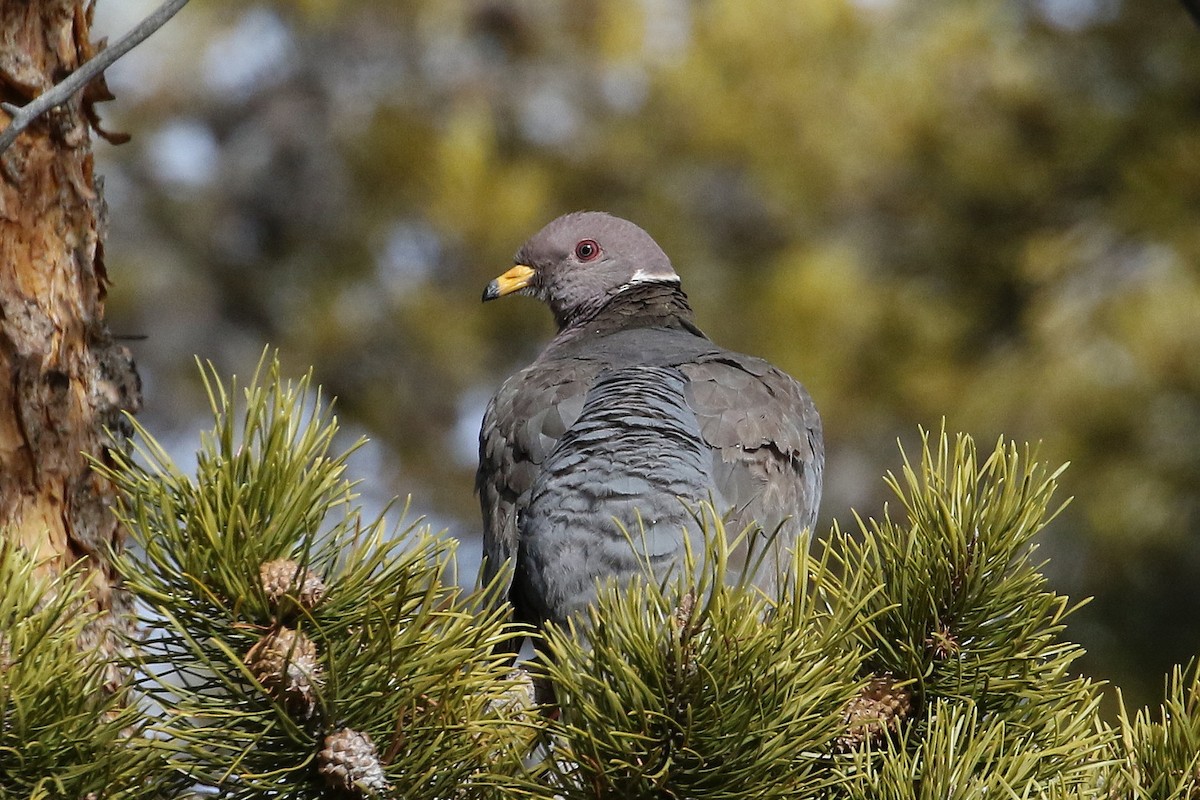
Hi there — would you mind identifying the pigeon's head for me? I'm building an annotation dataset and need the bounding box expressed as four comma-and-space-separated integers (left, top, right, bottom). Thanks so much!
483, 211, 679, 328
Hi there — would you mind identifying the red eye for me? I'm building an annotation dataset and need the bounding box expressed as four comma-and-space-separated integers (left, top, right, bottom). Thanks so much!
574, 239, 600, 261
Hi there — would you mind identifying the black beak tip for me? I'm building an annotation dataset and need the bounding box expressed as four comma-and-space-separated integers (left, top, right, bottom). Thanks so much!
482, 281, 500, 302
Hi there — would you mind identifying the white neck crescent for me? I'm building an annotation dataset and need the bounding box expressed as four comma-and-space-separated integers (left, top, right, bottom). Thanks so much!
618, 270, 681, 292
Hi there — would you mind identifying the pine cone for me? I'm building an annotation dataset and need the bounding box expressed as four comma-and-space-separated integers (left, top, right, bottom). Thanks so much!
318, 727, 388, 796
837, 673, 913, 751
260, 558, 326, 615
673, 591, 697, 631
245, 627, 323, 716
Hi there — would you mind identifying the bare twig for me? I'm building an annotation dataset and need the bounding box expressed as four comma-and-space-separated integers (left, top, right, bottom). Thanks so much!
0, 0, 191, 155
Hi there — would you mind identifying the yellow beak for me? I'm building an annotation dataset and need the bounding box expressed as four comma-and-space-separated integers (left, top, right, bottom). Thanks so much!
482, 264, 536, 302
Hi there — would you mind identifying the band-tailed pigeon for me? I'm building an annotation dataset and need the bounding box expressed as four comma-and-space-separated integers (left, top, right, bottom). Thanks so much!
478, 211, 823, 631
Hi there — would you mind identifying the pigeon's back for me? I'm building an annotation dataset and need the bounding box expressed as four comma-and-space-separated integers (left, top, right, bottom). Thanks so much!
512, 365, 717, 629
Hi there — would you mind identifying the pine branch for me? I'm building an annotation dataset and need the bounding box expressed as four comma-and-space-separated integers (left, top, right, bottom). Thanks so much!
828, 429, 1111, 798
839, 698, 1110, 800
834, 430, 1084, 705
1115, 662, 1200, 799
0, 543, 172, 797
99, 353, 527, 798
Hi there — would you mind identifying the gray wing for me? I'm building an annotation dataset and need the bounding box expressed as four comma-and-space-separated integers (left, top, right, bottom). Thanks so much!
476, 359, 598, 604
680, 352, 824, 583
513, 366, 716, 628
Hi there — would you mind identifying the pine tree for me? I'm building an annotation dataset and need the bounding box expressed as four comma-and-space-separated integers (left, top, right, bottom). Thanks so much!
4, 357, 1197, 798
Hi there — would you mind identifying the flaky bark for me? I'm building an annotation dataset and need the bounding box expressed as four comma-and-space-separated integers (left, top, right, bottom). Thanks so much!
0, 1, 140, 666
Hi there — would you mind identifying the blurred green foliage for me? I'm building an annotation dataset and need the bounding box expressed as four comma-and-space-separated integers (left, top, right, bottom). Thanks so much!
92, 0, 1200, 705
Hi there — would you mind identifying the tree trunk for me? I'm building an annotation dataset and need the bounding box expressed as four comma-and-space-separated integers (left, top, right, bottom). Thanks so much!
0, 0, 140, 670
